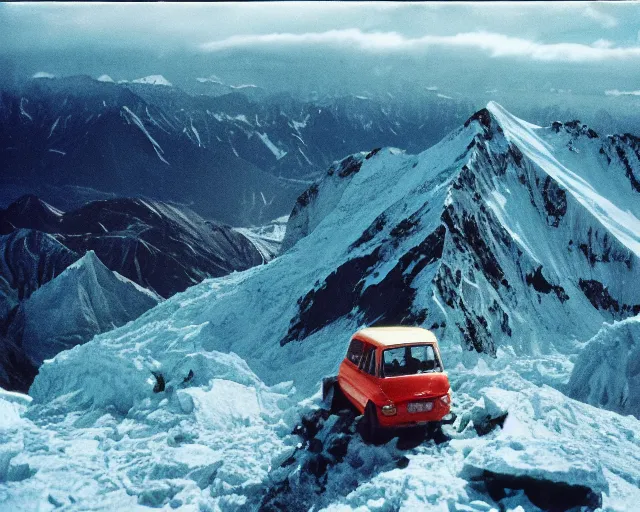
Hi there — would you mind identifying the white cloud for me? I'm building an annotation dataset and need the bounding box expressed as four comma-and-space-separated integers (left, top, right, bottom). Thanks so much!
583, 5, 618, 29
604, 89, 640, 97
200, 29, 406, 52
32, 71, 55, 78
199, 29, 640, 63
592, 39, 614, 49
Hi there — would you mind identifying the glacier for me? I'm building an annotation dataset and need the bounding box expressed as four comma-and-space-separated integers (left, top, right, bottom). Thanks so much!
1, 103, 640, 511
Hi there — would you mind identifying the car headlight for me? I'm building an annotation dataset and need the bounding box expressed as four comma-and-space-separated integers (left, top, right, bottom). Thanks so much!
381, 403, 397, 416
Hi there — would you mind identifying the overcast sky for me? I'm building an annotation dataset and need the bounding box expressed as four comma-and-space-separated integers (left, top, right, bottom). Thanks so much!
1, 2, 639, 99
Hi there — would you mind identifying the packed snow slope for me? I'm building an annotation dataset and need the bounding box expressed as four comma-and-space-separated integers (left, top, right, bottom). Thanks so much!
3, 103, 640, 511
1, 355, 298, 511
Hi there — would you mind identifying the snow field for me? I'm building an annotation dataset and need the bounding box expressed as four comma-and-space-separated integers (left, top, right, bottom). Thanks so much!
2, 350, 297, 511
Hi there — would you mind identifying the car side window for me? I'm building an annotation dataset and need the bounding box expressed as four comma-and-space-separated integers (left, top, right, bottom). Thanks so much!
357, 344, 377, 377
420, 345, 442, 372
365, 349, 377, 377
358, 344, 370, 371
346, 339, 364, 366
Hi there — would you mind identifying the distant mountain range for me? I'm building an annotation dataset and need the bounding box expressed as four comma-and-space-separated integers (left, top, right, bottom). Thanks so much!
0, 195, 270, 299
0, 75, 473, 223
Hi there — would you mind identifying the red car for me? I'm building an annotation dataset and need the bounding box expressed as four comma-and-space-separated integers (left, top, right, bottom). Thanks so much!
335, 327, 451, 441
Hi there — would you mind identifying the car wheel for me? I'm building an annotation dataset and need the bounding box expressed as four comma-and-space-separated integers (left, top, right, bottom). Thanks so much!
329, 381, 352, 413
362, 402, 383, 444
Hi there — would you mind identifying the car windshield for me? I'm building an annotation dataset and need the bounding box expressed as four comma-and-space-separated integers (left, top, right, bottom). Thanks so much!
382, 344, 442, 377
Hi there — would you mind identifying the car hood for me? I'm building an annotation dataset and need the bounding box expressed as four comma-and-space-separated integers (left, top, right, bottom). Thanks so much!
378, 373, 450, 403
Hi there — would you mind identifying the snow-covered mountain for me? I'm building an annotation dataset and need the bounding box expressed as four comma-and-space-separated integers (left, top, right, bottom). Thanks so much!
280, 103, 640, 359
96, 74, 115, 83
131, 75, 173, 87
191, 75, 267, 100
2, 103, 640, 511
1, 250, 159, 392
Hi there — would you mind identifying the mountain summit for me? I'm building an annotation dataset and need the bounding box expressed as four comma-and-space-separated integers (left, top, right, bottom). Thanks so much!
131, 75, 173, 86
281, 101, 640, 357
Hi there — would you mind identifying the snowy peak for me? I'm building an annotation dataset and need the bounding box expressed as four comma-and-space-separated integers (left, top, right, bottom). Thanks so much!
485, 101, 640, 256
132, 75, 172, 86
196, 75, 223, 85
65, 248, 112, 276
62, 249, 159, 302
193, 75, 264, 97
32, 72, 55, 79
33, 249, 159, 303
96, 74, 115, 83
11, 250, 159, 366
